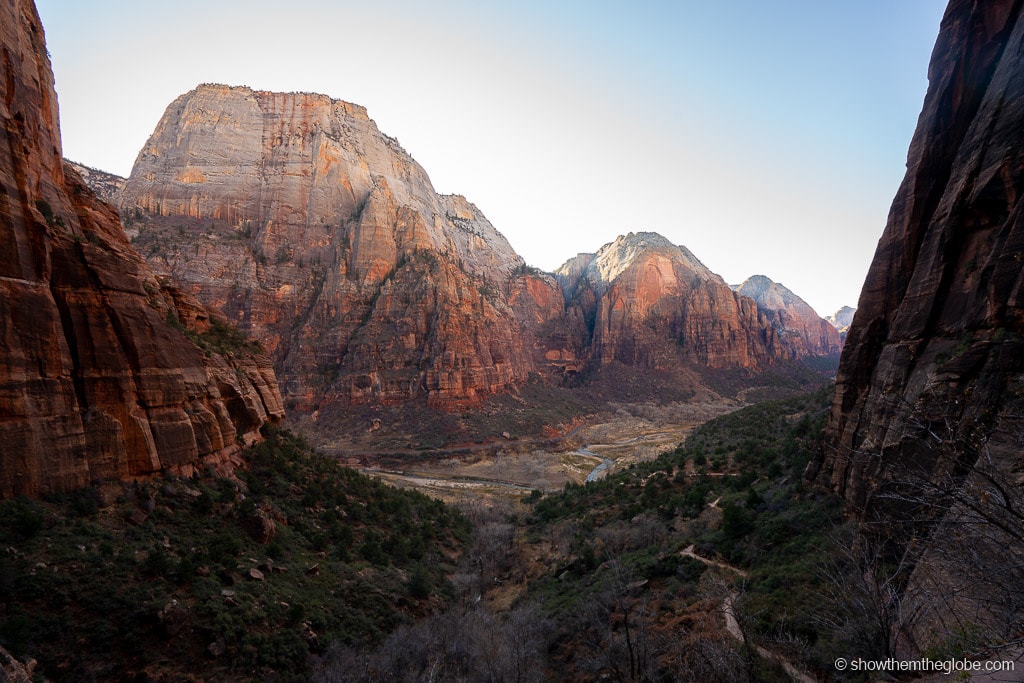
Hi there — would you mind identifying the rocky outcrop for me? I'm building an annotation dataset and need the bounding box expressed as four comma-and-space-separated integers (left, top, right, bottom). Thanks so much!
555, 233, 787, 370
808, 0, 1024, 649
508, 268, 580, 377
825, 305, 855, 338
121, 84, 530, 409
733, 275, 842, 358
0, 645, 34, 683
65, 160, 124, 205
0, 0, 283, 498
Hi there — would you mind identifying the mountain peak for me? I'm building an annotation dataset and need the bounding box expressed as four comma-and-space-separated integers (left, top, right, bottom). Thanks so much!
555, 231, 717, 293
733, 274, 804, 311
733, 275, 842, 359
825, 306, 855, 332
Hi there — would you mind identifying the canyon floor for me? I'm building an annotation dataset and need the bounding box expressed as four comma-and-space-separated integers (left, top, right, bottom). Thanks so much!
318, 398, 742, 505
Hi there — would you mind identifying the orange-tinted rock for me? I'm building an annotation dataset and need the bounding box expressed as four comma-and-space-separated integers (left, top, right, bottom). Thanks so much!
733, 275, 842, 358
121, 85, 529, 410
555, 233, 786, 371
0, 0, 282, 498
508, 271, 578, 376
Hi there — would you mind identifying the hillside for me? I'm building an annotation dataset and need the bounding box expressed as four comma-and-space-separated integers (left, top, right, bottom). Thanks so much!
0, 428, 469, 680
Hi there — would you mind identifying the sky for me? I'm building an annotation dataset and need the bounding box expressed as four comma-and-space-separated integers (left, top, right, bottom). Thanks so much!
35, 0, 947, 318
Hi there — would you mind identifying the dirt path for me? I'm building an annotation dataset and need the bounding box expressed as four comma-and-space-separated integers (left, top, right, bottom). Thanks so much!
680, 545, 748, 578
680, 546, 818, 683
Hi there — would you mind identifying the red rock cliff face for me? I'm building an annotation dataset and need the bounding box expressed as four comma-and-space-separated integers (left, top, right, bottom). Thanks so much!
807, 0, 1024, 647
0, 0, 283, 498
733, 274, 842, 359
122, 85, 531, 409
810, 0, 1024, 506
555, 233, 786, 371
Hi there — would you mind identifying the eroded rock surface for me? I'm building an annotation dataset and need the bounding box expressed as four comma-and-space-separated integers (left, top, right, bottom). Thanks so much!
808, 0, 1024, 649
122, 84, 532, 409
733, 275, 842, 359
0, 0, 283, 498
810, 0, 1024, 508
555, 233, 788, 370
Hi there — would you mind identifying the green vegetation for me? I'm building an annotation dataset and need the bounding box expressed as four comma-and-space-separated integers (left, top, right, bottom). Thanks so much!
518, 385, 852, 680
0, 428, 468, 681
165, 310, 264, 358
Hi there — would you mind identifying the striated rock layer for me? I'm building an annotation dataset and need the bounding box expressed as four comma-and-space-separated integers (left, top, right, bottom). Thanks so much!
122, 84, 533, 409
0, 0, 283, 498
110, 88, 839, 415
554, 233, 789, 371
733, 275, 842, 358
808, 0, 1024, 647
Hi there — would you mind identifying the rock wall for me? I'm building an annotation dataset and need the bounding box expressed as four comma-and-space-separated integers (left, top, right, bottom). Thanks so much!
555, 233, 787, 371
122, 84, 532, 409
0, 0, 283, 498
733, 275, 842, 359
807, 0, 1024, 649
810, 0, 1024, 507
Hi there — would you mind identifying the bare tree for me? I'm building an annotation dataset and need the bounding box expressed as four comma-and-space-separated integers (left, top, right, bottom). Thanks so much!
826, 392, 1024, 658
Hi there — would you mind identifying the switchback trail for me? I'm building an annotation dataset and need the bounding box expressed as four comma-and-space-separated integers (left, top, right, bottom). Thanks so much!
680, 545, 817, 683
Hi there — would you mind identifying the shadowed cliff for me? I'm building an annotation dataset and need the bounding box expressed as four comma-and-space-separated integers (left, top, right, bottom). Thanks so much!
809, 0, 1024, 652
0, 0, 284, 497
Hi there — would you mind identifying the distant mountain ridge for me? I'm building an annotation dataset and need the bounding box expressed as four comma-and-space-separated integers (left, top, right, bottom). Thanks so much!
825, 305, 855, 333
76, 87, 839, 420
731, 275, 842, 358
555, 233, 791, 370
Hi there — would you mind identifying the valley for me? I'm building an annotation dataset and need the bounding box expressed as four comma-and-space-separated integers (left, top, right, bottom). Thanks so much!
357, 397, 741, 504
5, 0, 1024, 679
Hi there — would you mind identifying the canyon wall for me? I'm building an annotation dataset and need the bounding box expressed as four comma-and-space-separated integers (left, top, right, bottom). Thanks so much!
808, 0, 1024, 648
119, 91, 839, 412
733, 274, 842, 359
121, 84, 534, 409
554, 233, 788, 371
0, 0, 283, 497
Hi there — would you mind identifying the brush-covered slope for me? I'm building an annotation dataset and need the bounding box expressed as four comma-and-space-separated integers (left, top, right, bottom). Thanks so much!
0, 0, 283, 498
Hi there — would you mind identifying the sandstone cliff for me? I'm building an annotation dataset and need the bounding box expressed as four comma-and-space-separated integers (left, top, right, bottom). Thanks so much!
554, 233, 787, 371
733, 274, 842, 358
0, 0, 283, 498
121, 84, 532, 409
808, 0, 1024, 649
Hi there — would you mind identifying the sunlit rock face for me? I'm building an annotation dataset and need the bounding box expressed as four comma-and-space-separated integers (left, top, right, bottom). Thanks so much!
105, 89, 839, 414
554, 232, 788, 371
121, 84, 535, 410
0, 1, 283, 498
825, 305, 855, 342
733, 275, 842, 358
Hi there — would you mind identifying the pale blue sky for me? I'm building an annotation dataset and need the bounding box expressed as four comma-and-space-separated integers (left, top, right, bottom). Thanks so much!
36, 0, 946, 317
